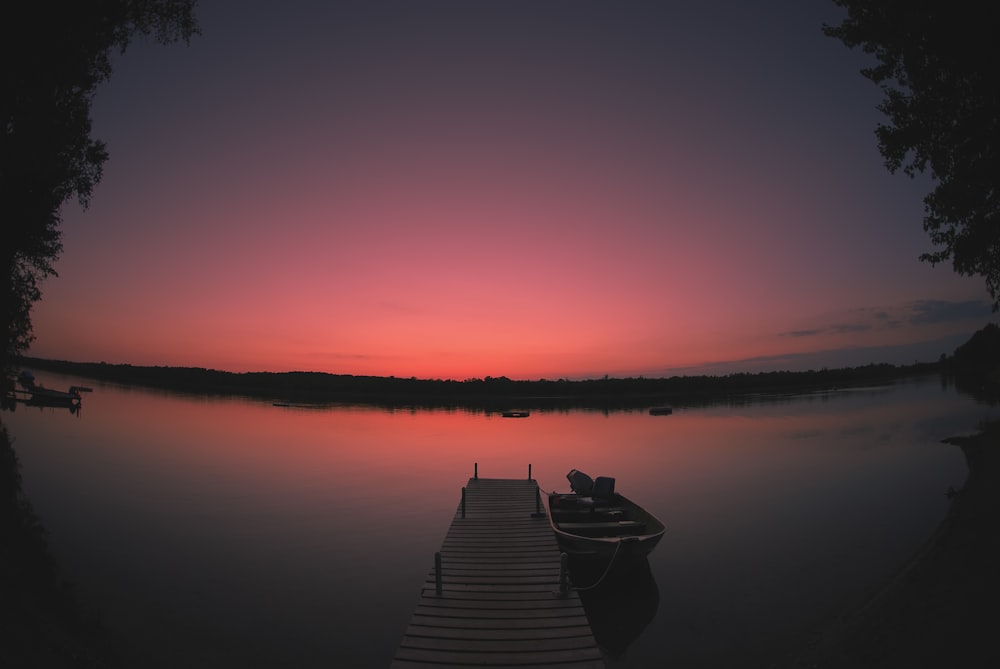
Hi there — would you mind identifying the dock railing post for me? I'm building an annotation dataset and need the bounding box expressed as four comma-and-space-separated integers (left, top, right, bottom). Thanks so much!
461, 487, 466, 519
474, 462, 478, 480
531, 483, 545, 518
558, 552, 570, 597
435, 551, 443, 595
528, 463, 532, 480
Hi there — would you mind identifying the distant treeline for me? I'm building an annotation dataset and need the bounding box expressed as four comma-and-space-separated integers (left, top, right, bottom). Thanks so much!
17, 356, 946, 410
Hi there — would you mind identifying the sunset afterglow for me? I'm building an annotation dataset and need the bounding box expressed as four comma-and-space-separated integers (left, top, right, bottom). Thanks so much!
27, 1, 993, 379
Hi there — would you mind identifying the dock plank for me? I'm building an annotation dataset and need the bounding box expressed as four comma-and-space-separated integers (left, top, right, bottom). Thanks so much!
391, 477, 604, 668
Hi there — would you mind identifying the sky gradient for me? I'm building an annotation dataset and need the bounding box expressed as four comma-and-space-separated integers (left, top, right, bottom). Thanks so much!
27, 1, 995, 380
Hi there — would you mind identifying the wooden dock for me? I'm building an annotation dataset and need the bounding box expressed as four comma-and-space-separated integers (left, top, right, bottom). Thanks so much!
391, 476, 605, 668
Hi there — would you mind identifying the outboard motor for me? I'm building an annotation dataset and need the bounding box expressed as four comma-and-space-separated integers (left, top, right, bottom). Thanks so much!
592, 476, 615, 500
566, 469, 594, 496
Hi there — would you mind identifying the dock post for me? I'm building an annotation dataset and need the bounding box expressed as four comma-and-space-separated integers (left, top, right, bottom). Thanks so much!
434, 551, 443, 595
461, 487, 466, 518
474, 462, 478, 480
528, 463, 532, 480
558, 552, 570, 597
530, 484, 545, 518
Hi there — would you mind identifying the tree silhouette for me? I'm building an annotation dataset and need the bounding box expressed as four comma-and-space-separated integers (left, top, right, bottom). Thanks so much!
825, 1, 1000, 308
1, 1, 199, 375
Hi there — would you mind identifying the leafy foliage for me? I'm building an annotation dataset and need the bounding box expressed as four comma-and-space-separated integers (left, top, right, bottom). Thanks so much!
824, 1, 1000, 307
1, 1, 199, 375
947, 322, 1000, 399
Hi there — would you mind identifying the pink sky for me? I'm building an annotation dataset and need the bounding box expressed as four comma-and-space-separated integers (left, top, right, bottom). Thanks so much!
27, 1, 993, 380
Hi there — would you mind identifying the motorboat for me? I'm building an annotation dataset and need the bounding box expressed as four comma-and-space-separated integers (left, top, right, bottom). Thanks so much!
546, 469, 665, 566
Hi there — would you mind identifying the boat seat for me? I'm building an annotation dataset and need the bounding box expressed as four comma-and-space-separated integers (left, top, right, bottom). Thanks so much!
556, 520, 647, 537
551, 506, 626, 518
549, 494, 597, 508
558, 520, 645, 531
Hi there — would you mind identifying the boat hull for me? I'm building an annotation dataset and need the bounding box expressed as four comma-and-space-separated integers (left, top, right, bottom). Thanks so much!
545, 492, 665, 566
25, 391, 81, 408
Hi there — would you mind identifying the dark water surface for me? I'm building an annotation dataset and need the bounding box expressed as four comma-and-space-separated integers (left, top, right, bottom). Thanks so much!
4, 372, 994, 667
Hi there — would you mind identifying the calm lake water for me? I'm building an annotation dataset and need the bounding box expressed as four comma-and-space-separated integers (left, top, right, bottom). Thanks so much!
4, 371, 995, 668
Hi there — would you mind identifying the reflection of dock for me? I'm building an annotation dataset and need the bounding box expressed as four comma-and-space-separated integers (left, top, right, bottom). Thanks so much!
1, 377, 16, 410
392, 474, 604, 668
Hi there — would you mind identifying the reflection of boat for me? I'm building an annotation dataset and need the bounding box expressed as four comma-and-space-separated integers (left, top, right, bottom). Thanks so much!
649, 406, 673, 415
576, 557, 660, 658
546, 469, 666, 566
501, 410, 530, 418
1, 377, 16, 410
15, 370, 87, 409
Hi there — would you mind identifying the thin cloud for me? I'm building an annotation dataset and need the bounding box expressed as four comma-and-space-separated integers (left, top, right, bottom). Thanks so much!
781, 299, 990, 341
662, 332, 972, 377
831, 322, 872, 334
780, 328, 826, 338
907, 299, 991, 325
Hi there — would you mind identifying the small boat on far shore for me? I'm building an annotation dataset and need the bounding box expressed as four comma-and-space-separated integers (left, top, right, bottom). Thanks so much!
648, 406, 673, 416
501, 410, 530, 418
546, 469, 665, 568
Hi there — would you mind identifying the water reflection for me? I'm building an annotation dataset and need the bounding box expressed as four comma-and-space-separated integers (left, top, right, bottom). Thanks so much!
575, 558, 660, 660
2, 371, 994, 668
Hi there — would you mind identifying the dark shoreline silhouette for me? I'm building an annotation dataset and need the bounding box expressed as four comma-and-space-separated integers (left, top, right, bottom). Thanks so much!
17, 356, 947, 410
0, 425, 116, 668
773, 421, 1000, 668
